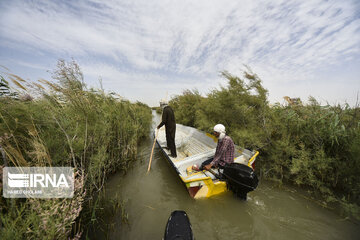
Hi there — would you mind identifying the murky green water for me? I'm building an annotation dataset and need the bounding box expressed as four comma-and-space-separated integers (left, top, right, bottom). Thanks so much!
94, 112, 359, 240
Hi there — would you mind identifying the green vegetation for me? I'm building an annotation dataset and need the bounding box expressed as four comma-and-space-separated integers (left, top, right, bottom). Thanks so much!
170, 70, 360, 219
0, 60, 152, 239
0, 60, 358, 237
151, 106, 162, 114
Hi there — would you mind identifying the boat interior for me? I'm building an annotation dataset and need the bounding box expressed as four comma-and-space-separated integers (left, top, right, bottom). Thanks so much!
157, 124, 256, 181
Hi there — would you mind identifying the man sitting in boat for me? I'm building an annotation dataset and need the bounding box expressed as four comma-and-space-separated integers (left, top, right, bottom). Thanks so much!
200, 124, 234, 170
157, 100, 177, 158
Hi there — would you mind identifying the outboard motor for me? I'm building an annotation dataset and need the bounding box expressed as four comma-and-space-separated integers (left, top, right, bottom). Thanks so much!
223, 163, 259, 200
164, 210, 194, 240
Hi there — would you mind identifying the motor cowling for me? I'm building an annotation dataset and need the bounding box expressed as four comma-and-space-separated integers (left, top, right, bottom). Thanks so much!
223, 163, 259, 200
164, 210, 194, 240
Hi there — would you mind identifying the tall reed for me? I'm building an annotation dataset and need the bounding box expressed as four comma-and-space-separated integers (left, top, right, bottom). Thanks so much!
0, 60, 152, 239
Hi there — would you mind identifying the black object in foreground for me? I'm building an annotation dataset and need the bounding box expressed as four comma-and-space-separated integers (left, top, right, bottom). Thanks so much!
164, 210, 194, 240
223, 163, 259, 200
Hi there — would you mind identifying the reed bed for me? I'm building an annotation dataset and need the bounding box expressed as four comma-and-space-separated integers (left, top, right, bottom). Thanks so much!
0, 60, 152, 239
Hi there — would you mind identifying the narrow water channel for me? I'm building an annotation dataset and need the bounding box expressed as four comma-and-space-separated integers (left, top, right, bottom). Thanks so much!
95, 111, 359, 240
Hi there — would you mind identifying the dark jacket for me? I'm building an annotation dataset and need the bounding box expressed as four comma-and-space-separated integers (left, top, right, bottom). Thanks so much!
157, 105, 176, 138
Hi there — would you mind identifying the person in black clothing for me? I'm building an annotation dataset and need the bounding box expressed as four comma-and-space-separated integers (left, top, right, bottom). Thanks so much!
157, 100, 177, 158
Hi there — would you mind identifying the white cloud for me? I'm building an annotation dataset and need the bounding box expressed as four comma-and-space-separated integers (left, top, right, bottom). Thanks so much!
0, 0, 359, 105
79, 61, 221, 106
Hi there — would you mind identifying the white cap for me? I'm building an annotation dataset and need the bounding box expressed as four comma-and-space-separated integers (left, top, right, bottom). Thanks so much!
159, 99, 168, 107
213, 124, 226, 133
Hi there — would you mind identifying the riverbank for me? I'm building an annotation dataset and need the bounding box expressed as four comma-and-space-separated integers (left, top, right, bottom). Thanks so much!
0, 60, 152, 239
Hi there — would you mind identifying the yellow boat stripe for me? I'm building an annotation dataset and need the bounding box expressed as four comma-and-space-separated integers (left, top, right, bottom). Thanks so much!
248, 151, 259, 168
180, 175, 212, 183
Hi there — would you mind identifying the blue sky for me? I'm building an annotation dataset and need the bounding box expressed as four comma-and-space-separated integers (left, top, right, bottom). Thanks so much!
0, 0, 359, 106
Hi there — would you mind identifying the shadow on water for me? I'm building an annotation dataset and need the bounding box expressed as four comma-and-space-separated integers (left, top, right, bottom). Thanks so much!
93, 111, 360, 240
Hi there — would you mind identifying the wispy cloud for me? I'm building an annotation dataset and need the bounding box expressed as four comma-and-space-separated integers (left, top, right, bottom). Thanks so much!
0, 0, 359, 105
